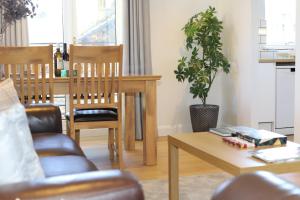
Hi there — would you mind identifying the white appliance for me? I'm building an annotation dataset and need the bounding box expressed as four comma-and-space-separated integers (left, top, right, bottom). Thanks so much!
275, 62, 295, 135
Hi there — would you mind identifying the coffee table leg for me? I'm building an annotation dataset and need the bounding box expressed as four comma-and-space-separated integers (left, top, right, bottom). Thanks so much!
169, 141, 179, 200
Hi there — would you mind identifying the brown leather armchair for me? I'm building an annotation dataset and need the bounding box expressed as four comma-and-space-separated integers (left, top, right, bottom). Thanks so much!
0, 170, 143, 200
0, 104, 144, 200
211, 171, 300, 200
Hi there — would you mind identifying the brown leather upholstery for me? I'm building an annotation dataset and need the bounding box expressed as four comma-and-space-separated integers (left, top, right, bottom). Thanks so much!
33, 133, 85, 157
26, 104, 62, 134
1, 103, 145, 200
26, 103, 85, 157
0, 171, 144, 200
40, 155, 98, 177
212, 171, 300, 200
66, 108, 118, 122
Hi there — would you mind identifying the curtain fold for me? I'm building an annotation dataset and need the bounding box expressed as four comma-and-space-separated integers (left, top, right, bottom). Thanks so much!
0, 18, 29, 46
0, 15, 29, 78
120, 0, 152, 140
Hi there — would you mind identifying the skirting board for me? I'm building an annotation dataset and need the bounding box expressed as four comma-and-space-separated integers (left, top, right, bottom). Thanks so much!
158, 124, 184, 137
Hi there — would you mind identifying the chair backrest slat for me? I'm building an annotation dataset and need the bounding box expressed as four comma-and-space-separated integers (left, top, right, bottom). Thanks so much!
76, 64, 81, 104
83, 63, 88, 104
27, 64, 32, 104
0, 46, 54, 105
104, 62, 109, 104
97, 63, 102, 104
110, 63, 116, 103
90, 63, 95, 104
20, 65, 25, 104
48, 59, 54, 103
34, 64, 39, 103
41, 64, 46, 103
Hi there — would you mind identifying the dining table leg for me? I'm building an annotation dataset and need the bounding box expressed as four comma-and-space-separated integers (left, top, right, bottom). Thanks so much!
143, 80, 158, 166
125, 93, 136, 151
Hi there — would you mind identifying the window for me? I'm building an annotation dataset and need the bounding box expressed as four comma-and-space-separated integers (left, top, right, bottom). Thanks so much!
265, 0, 296, 46
75, 0, 116, 44
28, 0, 63, 44
28, 0, 116, 45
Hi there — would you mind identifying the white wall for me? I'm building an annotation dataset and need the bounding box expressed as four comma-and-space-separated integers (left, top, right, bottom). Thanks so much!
216, 0, 254, 127
150, 0, 299, 137
294, 0, 300, 142
149, 0, 229, 136
149, 0, 273, 136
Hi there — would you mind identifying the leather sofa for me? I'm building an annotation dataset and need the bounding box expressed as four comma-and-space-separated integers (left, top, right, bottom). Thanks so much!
211, 171, 300, 200
0, 104, 144, 200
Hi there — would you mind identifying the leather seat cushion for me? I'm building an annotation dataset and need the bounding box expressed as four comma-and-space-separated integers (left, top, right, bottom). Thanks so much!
40, 155, 98, 177
33, 133, 85, 157
66, 108, 118, 122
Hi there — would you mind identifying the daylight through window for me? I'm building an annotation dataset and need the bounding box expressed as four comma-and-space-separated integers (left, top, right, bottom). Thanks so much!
28, 0, 116, 45
265, 0, 296, 46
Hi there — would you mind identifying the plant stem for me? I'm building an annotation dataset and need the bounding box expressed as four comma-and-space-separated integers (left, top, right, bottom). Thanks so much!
207, 71, 217, 93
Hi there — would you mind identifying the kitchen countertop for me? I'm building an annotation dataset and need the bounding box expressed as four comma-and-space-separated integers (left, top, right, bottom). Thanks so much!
259, 58, 295, 63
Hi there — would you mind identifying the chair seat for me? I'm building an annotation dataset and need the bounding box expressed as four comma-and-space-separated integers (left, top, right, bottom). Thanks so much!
40, 155, 98, 177
32, 133, 85, 157
66, 108, 118, 122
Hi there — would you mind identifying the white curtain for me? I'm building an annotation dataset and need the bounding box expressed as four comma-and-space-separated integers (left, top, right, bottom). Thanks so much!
117, 0, 152, 140
0, 16, 29, 78
0, 18, 29, 46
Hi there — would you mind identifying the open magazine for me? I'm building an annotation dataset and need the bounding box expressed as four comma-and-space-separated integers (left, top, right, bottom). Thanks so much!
252, 146, 300, 163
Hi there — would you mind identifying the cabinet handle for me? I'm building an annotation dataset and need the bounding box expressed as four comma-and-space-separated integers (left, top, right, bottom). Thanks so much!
291, 68, 295, 72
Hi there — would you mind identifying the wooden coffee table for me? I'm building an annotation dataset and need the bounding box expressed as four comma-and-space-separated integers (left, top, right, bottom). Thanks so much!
168, 132, 300, 200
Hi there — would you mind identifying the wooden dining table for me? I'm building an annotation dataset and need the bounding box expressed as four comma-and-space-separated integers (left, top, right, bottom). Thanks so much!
53, 75, 161, 166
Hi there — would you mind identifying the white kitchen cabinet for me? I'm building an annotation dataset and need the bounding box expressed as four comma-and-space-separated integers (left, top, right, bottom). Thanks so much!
275, 66, 295, 135
253, 62, 295, 135
253, 63, 276, 130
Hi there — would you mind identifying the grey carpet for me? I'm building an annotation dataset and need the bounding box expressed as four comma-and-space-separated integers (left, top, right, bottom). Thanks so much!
82, 141, 233, 199
141, 173, 232, 200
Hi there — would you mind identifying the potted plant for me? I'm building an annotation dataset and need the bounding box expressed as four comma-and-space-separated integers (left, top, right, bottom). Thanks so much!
174, 7, 230, 132
0, 0, 36, 36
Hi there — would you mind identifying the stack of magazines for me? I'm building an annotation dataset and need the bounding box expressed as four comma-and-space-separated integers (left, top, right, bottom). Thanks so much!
209, 126, 287, 147
209, 127, 234, 137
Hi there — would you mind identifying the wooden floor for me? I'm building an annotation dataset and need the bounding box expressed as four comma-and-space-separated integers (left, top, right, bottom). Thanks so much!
80, 133, 221, 181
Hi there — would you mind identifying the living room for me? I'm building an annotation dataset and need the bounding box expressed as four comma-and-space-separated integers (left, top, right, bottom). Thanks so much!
0, 0, 300, 199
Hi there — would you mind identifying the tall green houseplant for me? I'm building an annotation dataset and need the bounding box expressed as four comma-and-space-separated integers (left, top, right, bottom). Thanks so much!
174, 7, 230, 132
175, 7, 230, 105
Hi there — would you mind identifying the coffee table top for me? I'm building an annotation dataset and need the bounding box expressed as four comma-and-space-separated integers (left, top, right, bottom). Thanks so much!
168, 132, 300, 175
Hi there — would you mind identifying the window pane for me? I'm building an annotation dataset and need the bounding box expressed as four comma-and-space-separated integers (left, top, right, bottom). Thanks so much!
265, 0, 296, 46
28, 0, 63, 44
75, 0, 116, 45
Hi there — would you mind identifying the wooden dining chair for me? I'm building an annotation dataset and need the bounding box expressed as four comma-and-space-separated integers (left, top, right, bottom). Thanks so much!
66, 44, 124, 168
0, 45, 54, 105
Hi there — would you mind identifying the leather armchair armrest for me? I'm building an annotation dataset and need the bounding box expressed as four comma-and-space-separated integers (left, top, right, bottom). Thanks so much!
0, 170, 144, 200
25, 103, 63, 134
212, 171, 300, 200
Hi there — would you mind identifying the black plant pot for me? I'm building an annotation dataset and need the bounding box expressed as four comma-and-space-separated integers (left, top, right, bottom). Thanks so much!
189, 104, 219, 132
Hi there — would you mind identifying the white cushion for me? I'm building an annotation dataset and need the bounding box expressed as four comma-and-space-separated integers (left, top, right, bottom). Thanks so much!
0, 79, 45, 185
